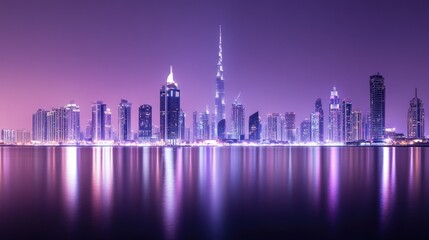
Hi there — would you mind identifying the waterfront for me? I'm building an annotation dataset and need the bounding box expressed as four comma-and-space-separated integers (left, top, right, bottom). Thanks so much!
0, 146, 429, 239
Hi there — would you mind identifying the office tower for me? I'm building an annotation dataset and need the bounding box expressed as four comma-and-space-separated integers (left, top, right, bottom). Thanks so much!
214, 25, 225, 139
105, 108, 112, 141
138, 104, 152, 141
192, 111, 198, 142
370, 73, 386, 140
407, 89, 425, 138
328, 87, 341, 143
64, 102, 80, 142
311, 112, 320, 142
284, 112, 296, 143
217, 119, 226, 140
300, 118, 311, 143
362, 113, 371, 141
267, 113, 282, 142
179, 109, 185, 141
91, 101, 107, 142
199, 110, 210, 141
85, 119, 92, 140
315, 98, 324, 142
32, 109, 47, 142
16, 129, 31, 145
249, 111, 261, 141
184, 127, 191, 142
118, 99, 132, 142
0, 129, 16, 144
46, 107, 66, 143
231, 99, 245, 140
160, 66, 181, 144
351, 110, 362, 141
341, 99, 352, 142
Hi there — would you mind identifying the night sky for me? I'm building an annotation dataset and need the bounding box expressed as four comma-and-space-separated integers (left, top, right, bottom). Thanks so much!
1, 0, 428, 134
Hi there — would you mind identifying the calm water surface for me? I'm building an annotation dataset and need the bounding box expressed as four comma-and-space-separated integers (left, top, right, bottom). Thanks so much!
0, 146, 429, 239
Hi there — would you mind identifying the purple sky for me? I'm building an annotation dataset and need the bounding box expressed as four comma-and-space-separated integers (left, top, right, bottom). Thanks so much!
1, 0, 428, 134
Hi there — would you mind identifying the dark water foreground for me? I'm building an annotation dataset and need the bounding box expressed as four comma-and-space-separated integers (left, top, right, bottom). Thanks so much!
0, 146, 429, 239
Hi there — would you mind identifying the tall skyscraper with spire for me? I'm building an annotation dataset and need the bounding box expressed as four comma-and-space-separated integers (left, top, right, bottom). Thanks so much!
160, 66, 181, 144
214, 25, 225, 140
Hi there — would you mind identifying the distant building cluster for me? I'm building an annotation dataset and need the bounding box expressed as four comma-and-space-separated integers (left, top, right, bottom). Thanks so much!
1, 27, 426, 146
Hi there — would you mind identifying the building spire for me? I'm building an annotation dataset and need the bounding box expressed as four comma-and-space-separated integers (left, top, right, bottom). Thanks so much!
216, 25, 223, 80
166, 65, 175, 85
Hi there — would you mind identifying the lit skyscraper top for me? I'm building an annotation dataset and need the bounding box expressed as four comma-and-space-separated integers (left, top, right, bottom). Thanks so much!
214, 25, 225, 139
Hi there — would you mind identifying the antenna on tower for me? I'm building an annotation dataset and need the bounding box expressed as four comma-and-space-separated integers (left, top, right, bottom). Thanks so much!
235, 92, 241, 103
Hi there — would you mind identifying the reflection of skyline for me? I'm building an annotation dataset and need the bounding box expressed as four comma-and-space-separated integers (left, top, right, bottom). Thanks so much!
2, 146, 429, 238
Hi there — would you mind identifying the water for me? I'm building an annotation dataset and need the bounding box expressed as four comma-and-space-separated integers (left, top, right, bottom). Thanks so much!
0, 146, 428, 239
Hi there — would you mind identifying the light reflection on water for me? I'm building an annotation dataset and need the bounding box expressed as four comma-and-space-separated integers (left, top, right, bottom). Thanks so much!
0, 146, 428, 239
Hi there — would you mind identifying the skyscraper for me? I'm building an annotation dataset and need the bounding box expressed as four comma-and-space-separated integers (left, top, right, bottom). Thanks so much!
311, 112, 320, 142
351, 110, 362, 141
118, 99, 132, 142
160, 66, 181, 144
214, 25, 225, 139
300, 118, 311, 143
217, 119, 226, 141
249, 111, 261, 141
315, 98, 324, 142
407, 88, 425, 138
328, 87, 341, 143
105, 108, 112, 141
284, 112, 296, 143
370, 73, 386, 140
138, 104, 152, 141
341, 99, 352, 142
91, 101, 107, 142
64, 102, 80, 142
46, 107, 66, 143
199, 110, 210, 141
231, 99, 245, 140
192, 111, 198, 142
362, 113, 371, 141
32, 109, 47, 143
267, 113, 282, 142
179, 109, 185, 141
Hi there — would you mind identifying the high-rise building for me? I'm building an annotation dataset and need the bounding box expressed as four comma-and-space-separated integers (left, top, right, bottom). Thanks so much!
192, 111, 198, 142
284, 112, 296, 143
370, 73, 386, 140
311, 112, 320, 142
160, 66, 181, 144
407, 88, 425, 138
32, 109, 47, 143
64, 102, 80, 142
217, 119, 226, 141
231, 99, 245, 140
341, 99, 352, 142
267, 113, 282, 142
249, 111, 261, 141
118, 99, 132, 142
46, 108, 66, 143
105, 108, 112, 141
179, 109, 185, 141
351, 110, 362, 141
214, 25, 225, 140
328, 87, 341, 143
300, 118, 311, 143
199, 110, 210, 141
362, 113, 371, 141
16, 129, 31, 144
315, 98, 324, 142
138, 104, 152, 141
91, 101, 107, 142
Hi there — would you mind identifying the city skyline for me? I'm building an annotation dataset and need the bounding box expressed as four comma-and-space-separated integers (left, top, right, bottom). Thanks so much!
1, 1, 429, 134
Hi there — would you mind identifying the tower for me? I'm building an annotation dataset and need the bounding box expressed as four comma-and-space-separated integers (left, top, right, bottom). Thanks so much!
328, 87, 341, 143
118, 99, 132, 142
370, 73, 386, 140
139, 104, 152, 141
160, 66, 181, 144
407, 88, 425, 138
214, 25, 225, 139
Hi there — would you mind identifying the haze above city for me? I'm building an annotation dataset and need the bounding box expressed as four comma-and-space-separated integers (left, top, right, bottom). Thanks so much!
0, 0, 428, 134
